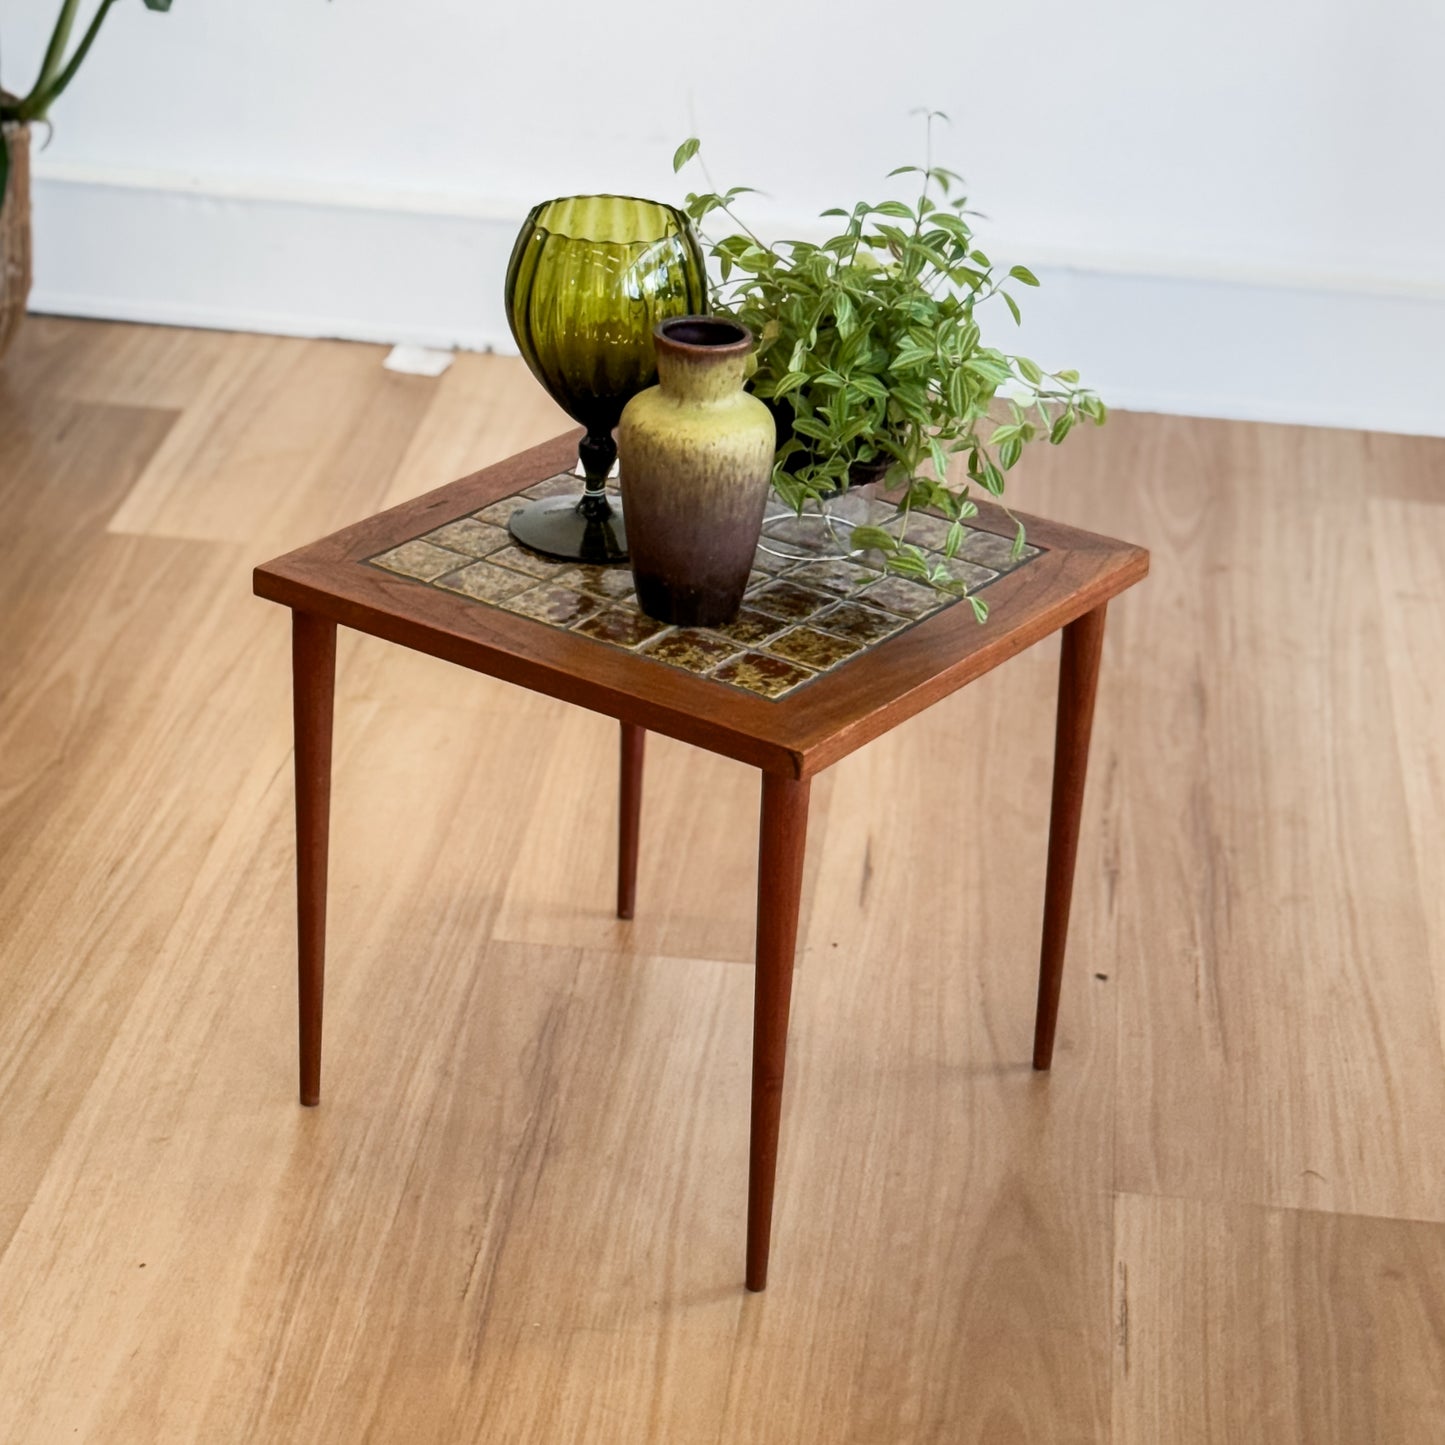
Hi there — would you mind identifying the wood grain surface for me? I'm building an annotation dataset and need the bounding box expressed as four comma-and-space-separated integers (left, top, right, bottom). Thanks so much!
1, 318, 1442, 1442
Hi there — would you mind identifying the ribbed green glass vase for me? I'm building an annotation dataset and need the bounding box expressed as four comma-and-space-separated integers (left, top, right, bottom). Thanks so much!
504, 195, 707, 562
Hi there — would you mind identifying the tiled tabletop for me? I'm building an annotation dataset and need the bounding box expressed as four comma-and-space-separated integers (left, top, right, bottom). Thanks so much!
366, 472, 1045, 701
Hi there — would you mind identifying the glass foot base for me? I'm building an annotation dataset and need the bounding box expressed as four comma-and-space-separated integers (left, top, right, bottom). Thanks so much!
507, 493, 628, 564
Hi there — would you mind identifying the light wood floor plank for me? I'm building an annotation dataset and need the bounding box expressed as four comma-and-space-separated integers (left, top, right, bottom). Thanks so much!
379, 349, 572, 510
1112, 1192, 1445, 1444
106, 336, 437, 548
52, 320, 245, 412
1371, 496, 1445, 1062
1016, 417, 1445, 1221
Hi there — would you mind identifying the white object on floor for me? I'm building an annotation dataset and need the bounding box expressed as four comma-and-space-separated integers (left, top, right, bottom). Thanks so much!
382, 344, 454, 377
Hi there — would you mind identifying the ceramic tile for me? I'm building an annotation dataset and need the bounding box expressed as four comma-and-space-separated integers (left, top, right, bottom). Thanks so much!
748, 580, 835, 624
489, 544, 566, 579
708, 607, 793, 647
767, 626, 864, 670
523, 472, 584, 499
435, 561, 535, 603
751, 545, 798, 575
473, 496, 531, 526
639, 630, 740, 674
954, 527, 1040, 570
501, 584, 601, 626
811, 600, 910, 645
711, 652, 816, 698
571, 607, 667, 649
371, 539, 471, 582
924, 553, 998, 590
420, 518, 511, 559
897, 512, 954, 550
786, 557, 883, 596
859, 574, 943, 618
566, 564, 637, 601
758, 513, 837, 556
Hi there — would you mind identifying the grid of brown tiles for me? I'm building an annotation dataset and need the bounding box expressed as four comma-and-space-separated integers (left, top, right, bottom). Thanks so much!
365, 474, 1045, 700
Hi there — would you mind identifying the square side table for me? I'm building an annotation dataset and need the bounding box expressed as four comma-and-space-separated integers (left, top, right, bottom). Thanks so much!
254, 429, 1148, 1289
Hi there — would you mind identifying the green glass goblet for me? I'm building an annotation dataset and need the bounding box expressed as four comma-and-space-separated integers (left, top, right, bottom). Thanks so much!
504, 195, 707, 563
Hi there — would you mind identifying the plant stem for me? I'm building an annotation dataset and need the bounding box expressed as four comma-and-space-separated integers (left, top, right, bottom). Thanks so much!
20, 0, 118, 120
916, 115, 934, 239
28, 0, 83, 108
694, 152, 770, 257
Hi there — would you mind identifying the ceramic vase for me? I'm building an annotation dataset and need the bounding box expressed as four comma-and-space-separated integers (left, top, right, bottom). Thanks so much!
618, 317, 776, 627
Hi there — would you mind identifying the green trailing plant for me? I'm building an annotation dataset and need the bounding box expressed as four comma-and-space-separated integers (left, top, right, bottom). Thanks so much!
673, 113, 1105, 609
2, 0, 174, 206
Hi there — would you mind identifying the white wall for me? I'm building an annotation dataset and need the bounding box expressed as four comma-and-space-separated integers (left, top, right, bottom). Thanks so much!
7, 0, 1445, 434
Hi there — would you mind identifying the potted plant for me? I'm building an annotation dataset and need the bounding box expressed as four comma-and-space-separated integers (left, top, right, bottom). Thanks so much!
672, 113, 1105, 613
1, 0, 172, 358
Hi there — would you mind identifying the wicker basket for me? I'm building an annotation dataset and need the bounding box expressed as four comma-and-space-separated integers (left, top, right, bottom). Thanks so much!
1, 122, 33, 360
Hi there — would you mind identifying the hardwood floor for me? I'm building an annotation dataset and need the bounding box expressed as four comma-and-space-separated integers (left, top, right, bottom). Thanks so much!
1, 317, 1442, 1443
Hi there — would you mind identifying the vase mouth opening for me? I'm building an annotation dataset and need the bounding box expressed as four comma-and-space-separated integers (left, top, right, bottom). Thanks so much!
528, 194, 685, 246
656, 316, 753, 356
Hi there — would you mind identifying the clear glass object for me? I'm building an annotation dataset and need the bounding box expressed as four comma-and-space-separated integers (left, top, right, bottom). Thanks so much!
758, 484, 904, 562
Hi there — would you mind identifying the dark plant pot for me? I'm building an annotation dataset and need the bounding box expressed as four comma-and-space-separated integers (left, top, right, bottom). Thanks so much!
844, 455, 892, 488
618, 317, 777, 627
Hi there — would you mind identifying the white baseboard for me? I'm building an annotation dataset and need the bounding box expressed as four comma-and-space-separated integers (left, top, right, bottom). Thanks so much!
26, 165, 1445, 439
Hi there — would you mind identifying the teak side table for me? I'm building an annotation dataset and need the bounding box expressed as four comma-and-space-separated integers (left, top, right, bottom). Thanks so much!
254, 431, 1148, 1291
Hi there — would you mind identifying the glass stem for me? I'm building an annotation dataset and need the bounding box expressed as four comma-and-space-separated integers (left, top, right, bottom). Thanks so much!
577, 431, 617, 519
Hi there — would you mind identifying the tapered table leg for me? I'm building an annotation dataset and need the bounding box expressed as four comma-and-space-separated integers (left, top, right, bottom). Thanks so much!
747, 771, 812, 1291
1033, 603, 1108, 1071
618, 722, 645, 920
292, 610, 337, 1107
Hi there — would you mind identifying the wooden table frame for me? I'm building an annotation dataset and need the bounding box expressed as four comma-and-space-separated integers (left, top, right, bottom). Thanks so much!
256, 431, 1148, 1291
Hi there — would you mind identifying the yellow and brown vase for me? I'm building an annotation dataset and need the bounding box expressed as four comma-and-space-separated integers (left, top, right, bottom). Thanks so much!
618, 317, 776, 627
